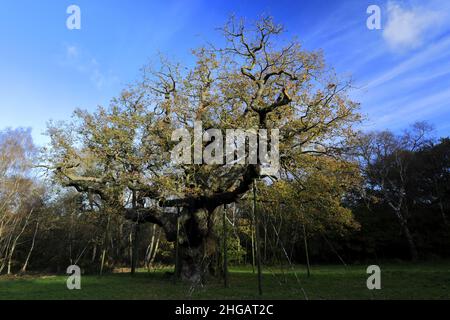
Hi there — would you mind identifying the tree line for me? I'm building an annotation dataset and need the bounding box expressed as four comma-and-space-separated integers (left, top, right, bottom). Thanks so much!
0, 125, 449, 278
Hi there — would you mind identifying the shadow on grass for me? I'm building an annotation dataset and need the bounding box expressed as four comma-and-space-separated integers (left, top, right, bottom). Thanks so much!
1, 263, 449, 300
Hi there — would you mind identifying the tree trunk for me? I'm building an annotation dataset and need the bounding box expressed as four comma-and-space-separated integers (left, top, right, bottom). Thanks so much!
438, 200, 448, 227
145, 227, 155, 271
302, 223, 311, 277
91, 243, 97, 263
174, 215, 181, 279
149, 232, 160, 267
250, 217, 256, 274
434, 179, 448, 227
145, 224, 160, 271
253, 181, 263, 295
100, 214, 111, 275
393, 208, 419, 261
128, 229, 133, 269
131, 191, 138, 275
21, 221, 39, 273
177, 208, 217, 284
222, 204, 228, 288
403, 223, 419, 261
0, 222, 15, 273
131, 222, 140, 274
8, 209, 32, 274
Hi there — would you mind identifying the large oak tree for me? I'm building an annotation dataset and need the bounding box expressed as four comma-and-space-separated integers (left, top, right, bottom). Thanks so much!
46, 17, 360, 283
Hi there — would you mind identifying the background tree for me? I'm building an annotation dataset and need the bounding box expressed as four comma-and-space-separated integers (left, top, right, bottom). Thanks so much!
252, 156, 360, 267
0, 128, 44, 274
356, 122, 433, 261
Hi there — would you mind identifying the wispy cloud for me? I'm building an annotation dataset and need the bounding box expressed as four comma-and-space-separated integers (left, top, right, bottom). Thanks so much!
375, 88, 450, 127
352, 1, 450, 137
60, 44, 119, 89
366, 35, 450, 88
383, 1, 447, 52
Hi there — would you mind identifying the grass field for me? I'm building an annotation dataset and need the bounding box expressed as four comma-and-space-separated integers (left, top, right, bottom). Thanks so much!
1, 262, 449, 300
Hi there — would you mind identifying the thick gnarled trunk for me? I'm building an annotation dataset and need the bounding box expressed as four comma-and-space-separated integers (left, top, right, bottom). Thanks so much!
127, 205, 219, 283
176, 208, 217, 283
178, 241, 213, 283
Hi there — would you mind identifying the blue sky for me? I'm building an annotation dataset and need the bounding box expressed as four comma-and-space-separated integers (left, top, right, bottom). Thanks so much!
0, 0, 449, 145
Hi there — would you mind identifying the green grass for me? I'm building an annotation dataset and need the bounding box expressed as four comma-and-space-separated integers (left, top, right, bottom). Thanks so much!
1, 262, 449, 300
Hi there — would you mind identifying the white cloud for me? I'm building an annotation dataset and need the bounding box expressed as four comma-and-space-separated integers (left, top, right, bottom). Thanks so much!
61, 44, 118, 89
383, 1, 445, 52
